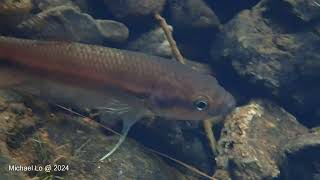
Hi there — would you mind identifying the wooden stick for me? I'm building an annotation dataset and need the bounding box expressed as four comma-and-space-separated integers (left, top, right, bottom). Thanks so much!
154, 13, 186, 64
203, 118, 219, 156
155, 13, 220, 177
146, 147, 217, 180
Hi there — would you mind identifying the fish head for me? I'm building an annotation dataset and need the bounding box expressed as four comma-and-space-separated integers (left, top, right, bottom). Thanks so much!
150, 72, 236, 121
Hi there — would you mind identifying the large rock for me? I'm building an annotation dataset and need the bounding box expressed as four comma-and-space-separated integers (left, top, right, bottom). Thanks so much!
96, 19, 129, 43
205, 0, 261, 23
214, 100, 308, 179
32, 0, 77, 11
126, 25, 213, 74
0, 0, 32, 15
0, 0, 33, 32
16, 6, 129, 44
264, 0, 320, 23
127, 26, 172, 58
210, 1, 320, 126
168, 0, 221, 31
278, 132, 320, 180
133, 119, 213, 175
166, 0, 221, 60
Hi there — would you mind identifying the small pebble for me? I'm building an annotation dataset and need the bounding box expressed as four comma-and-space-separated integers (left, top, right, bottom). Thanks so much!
9, 103, 27, 115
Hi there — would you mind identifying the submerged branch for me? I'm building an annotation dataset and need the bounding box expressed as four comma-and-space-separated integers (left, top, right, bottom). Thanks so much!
155, 12, 220, 163
146, 147, 217, 180
154, 13, 186, 64
203, 118, 219, 156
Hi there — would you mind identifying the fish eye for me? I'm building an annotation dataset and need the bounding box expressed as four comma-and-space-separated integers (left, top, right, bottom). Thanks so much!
194, 99, 208, 111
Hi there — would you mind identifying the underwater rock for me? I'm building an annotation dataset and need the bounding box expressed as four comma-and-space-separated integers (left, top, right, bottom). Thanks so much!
0, 144, 25, 180
168, 0, 221, 31
214, 100, 308, 179
32, 0, 78, 11
71, 0, 89, 12
103, 0, 166, 19
0, 97, 8, 112
161, 0, 223, 61
278, 132, 320, 180
0, 0, 33, 32
267, 0, 320, 23
166, 0, 222, 61
95, 19, 129, 43
126, 25, 212, 74
0, 93, 188, 180
210, 2, 320, 126
127, 26, 172, 58
44, 115, 187, 180
8, 103, 27, 116
205, 0, 261, 23
134, 119, 213, 175
0, 91, 41, 180
17, 6, 129, 44
0, 0, 32, 15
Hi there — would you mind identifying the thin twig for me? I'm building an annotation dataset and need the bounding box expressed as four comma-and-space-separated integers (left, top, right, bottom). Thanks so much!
146, 147, 217, 180
74, 138, 91, 156
54, 104, 120, 135
154, 13, 186, 64
155, 12, 220, 169
203, 118, 219, 156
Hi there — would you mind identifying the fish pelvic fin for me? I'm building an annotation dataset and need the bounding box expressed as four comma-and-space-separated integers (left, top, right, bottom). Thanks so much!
99, 108, 153, 161
99, 118, 136, 161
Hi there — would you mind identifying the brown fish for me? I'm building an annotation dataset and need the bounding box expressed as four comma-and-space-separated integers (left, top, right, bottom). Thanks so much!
0, 36, 235, 160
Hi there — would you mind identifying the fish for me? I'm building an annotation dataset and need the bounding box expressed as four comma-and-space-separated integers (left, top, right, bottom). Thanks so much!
0, 36, 236, 160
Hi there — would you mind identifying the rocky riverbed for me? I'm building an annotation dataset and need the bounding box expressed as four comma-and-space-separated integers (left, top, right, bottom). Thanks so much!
0, 0, 319, 179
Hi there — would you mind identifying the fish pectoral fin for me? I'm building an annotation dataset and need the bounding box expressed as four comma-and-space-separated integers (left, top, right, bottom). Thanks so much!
99, 108, 153, 161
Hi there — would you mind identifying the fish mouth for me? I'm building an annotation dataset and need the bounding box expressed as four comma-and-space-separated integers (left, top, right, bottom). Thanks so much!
209, 92, 236, 118
223, 92, 236, 114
